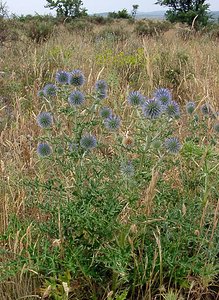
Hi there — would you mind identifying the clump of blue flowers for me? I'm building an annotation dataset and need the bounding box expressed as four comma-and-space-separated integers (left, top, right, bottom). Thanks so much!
154, 88, 172, 106
68, 69, 85, 86
99, 107, 112, 119
142, 99, 162, 119
127, 91, 144, 106
68, 90, 85, 106
120, 161, 135, 178
37, 112, 53, 128
37, 142, 52, 157
165, 101, 180, 118
80, 134, 97, 150
55, 70, 69, 84
104, 115, 121, 131
43, 84, 57, 97
165, 137, 181, 154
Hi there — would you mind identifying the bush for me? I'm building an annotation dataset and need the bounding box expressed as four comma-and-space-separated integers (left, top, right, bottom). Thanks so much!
94, 26, 129, 42
2, 69, 218, 299
66, 19, 94, 33
25, 20, 55, 43
108, 9, 131, 19
135, 19, 172, 37
0, 18, 19, 45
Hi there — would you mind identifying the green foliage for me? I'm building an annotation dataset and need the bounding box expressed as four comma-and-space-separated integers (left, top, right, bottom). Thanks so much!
134, 19, 172, 37
2, 70, 218, 299
156, 0, 211, 28
94, 26, 130, 42
0, 0, 8, 18
25, 20, 55, 43
66, 18, 94, 33
45, 0, 87, 18
108, 9, 131, 19
131, 4, 139, 19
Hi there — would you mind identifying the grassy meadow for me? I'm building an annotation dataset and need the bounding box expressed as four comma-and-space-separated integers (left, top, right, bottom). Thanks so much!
0, 17, 219, 300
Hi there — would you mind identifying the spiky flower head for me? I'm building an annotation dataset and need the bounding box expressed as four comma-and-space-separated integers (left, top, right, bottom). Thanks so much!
165, 137, 181, 154
122, 136, 134, 148
213, 122, 219, 133
165, 101, 180, 118
104, 115, 121, 131
127, 91, 144, 106
68, 69, 85, 86
43, 83, 57, 97
55, 70, 69, 84
95, 80, 108, 99
152, 140, 162, 150
99, 107, 112, 119
120, 161, 135, 177
201, 103, 212, 115
142, 99, 163, 119
80, 134, 97, 150
68, 90, 85, 106
154, 88, 172, 106
37, 142, 52, 157
36, 112, 53, 128
186, 102, 195, 114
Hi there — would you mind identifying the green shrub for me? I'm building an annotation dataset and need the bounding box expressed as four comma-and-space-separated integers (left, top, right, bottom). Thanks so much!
66, 19, 94, 33
94, 26, 129, 42
25, 20, 55, 43
2, 69, 218, 299
135, 19, 172, 37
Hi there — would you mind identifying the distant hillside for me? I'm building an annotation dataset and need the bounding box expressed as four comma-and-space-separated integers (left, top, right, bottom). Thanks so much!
93, 11, 165, 20
93, 10, 219, 21
136, 11, 165, 19
211, 11, 219, 20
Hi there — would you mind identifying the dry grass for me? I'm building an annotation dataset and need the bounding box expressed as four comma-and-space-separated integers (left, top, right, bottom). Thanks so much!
0, 20, 219, 299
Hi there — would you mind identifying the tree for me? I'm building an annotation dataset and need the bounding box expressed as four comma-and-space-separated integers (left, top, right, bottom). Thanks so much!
108, 9, 131, 19
155, 0, 211, 28
0, 1, 9, 18
45, 0, 87, 18
131, 4, 139, 19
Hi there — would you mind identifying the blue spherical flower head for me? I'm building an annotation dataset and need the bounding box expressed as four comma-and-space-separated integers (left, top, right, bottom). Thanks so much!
104, 115, 121, 131
68, 69, 85, 86
186, 102, 195, 114
142, 99, 162, 119
120, 161, 135, 177
213, 122, 219, 133
68, 90, 85, 106
165, 101, 180, 118
55, 70, 69, 84
80, 134, 97, 150
37, 112, 53, 128
200, 103, 212, 115
154, 88, 172, 106
37, 142, 52, 157
99, 107, 112, 119
127, 91, 144, 106
95, 80, 108, 99
43, 83, 57, 97
165, 137, 181, 154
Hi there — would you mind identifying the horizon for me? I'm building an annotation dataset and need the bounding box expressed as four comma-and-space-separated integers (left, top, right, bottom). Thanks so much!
4, 0, 219, 16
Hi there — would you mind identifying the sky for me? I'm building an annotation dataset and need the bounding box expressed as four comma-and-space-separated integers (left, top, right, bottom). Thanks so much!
5, 0, 219, 16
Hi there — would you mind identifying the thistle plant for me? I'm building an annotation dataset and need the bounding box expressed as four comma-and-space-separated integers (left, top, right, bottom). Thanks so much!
10, 68, 218, 300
